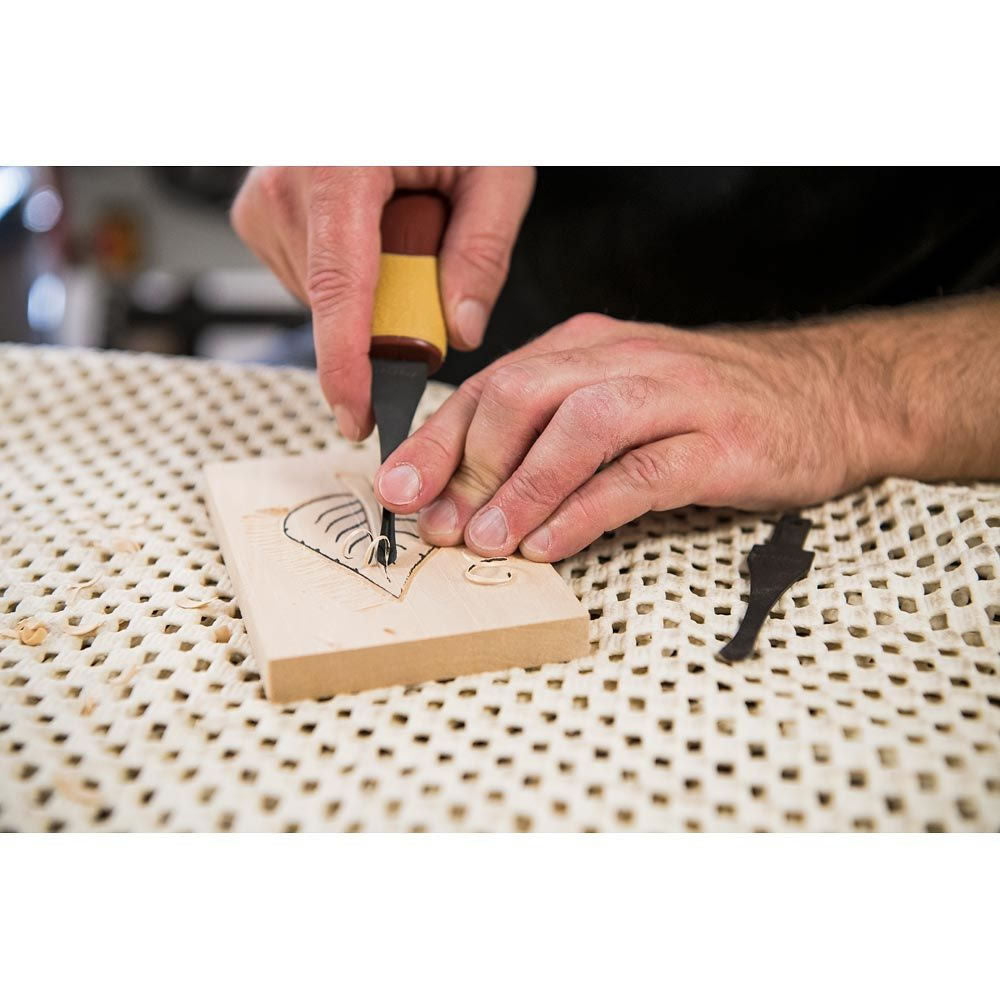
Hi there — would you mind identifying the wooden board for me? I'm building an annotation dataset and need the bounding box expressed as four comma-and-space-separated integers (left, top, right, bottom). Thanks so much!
203, 450, 590, 702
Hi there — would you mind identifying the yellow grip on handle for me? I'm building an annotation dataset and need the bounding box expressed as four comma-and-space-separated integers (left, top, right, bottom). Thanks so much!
371, 253, 448, 371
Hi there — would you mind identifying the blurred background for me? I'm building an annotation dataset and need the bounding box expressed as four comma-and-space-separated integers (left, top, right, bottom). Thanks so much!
0, 166, 313, 364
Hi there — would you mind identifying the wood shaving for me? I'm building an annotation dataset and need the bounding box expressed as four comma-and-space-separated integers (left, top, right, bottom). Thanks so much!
111, 664, 139, 687
15, 619, 48, 645
364, 535, 391, 567
341, 525, 373, 560
112, 537, 141, 554
214, 625, 231, 643
64, 619, 102, 637
465, 558, 514, 586
68, 574, 103, 603
54, 774, 102, 807
177, 595, 215, 610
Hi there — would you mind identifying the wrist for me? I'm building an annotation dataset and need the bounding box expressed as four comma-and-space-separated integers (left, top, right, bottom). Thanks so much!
792, 317, 925, 490
811, 311, 952, 487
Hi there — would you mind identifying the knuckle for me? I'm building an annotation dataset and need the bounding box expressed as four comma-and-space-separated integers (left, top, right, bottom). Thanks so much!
617, 448, 668, 496
306, 261, 363, 316
481, 362, 539, 411
258, 166, 296, 218
409, 424, 455, 469
504, 466, 565, 511
560, 487, 606, 533
560, 383, 621, 428
452, 378, 486, 413
556, 385, 628, 457
611, 374, 659, 410
561, 311, 606, 339
456, 229, 511, 284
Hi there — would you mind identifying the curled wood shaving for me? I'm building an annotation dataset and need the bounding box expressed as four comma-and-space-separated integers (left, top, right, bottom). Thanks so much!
15, 619, 48, 645
64, 619, 102, 637
112, 537, 141, 554
364, 535, 391, 567
68, 574, 103, 603
54, 774, 102, 807
111, 664, 139, 687
341, 526, 373, 561
464, 558, 514, 586
176, 594, 215, 610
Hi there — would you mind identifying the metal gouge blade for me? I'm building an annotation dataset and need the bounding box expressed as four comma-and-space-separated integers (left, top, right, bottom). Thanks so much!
371, 357, 428, 566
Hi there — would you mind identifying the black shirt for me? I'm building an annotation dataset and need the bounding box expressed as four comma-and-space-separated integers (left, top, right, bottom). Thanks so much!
436, 167, 1000, 386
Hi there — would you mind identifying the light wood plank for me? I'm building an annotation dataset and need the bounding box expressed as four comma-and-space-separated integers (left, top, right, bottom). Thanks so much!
204, 450, 590, 702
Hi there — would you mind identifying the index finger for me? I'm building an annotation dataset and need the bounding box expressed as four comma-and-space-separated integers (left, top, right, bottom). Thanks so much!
374, 314, 635, 515
307, 168, 393, 440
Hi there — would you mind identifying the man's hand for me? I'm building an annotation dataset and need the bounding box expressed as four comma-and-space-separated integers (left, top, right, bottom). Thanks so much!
373, 299, 1000, 562
231, 166, 535, 440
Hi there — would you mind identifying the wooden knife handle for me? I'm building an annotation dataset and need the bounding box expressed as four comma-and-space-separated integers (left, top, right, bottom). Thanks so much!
371, 192, 449, 373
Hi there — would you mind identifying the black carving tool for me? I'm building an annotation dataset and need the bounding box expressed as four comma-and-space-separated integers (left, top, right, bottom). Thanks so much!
719, 514, 815, 662
370, 193, 449, 566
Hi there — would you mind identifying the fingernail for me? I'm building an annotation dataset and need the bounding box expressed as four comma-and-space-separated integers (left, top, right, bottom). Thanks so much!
521, 525, 551, 559
455, 299, 488, 349
378, 464, 421, 505
467, 507, 508, 551
334, 405, 359, 441
419, 497, 458, 536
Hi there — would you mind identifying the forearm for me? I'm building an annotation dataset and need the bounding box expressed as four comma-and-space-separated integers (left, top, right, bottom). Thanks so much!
805, 292, 1000, 484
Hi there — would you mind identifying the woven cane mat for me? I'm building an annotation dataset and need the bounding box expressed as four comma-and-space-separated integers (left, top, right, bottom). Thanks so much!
1, 343, 997, 832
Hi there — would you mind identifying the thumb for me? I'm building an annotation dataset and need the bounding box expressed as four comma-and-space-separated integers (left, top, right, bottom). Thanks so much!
438, 167, 535, 350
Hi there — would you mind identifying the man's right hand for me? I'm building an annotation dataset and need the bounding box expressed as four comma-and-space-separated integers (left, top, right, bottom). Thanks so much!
231, 166, 535, 441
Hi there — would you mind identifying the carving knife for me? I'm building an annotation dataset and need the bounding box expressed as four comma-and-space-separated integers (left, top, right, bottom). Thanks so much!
370, 193, 449, 566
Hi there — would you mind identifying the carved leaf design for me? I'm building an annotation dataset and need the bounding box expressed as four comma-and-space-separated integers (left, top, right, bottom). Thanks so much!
282, 475, 433, 598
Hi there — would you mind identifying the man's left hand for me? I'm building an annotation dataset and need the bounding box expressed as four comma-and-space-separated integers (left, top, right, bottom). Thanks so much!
374, 312, 893, 561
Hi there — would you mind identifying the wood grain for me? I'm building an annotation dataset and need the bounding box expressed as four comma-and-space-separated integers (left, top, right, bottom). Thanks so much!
203, 449, 590, 702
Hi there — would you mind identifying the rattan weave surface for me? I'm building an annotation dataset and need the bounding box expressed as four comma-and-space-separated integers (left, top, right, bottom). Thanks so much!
1, 344, 998, 831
